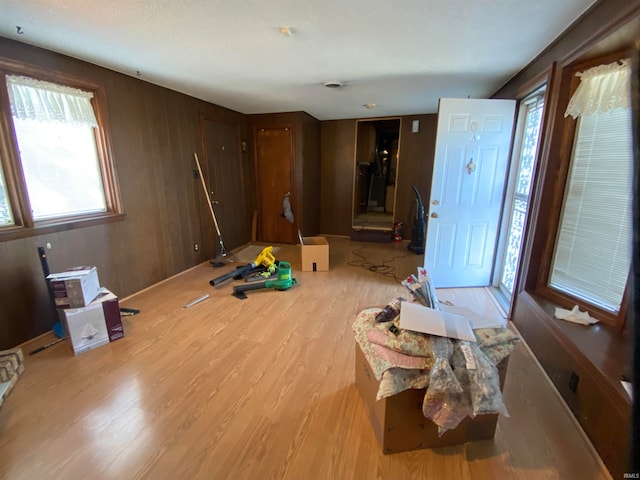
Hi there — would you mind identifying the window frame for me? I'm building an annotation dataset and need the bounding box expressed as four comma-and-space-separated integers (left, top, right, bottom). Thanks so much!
533, 51, 631, 331
0, 57, 124, 241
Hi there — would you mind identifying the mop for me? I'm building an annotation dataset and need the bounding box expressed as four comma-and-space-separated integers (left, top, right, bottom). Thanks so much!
194, 153, 236, 265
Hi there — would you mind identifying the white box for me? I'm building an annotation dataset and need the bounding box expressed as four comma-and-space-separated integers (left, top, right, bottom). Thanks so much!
60, 288, 122, 355
48, 266, 101, 309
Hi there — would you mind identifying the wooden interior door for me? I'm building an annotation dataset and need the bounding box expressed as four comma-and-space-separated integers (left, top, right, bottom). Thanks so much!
203, 118, 247, 252
255, 127, 296, 244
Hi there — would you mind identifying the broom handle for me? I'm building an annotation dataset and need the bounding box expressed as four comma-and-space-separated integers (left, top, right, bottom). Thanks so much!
194, 152, 222, 238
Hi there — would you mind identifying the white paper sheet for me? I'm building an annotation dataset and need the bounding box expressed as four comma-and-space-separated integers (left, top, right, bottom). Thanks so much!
554, 305, 598, 325
439, 304, 507, 330
399, 301, 476, 342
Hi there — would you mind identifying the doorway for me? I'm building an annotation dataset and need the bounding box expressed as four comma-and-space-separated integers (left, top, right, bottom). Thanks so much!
202, 117, 247, 253
352, 118, 401, 231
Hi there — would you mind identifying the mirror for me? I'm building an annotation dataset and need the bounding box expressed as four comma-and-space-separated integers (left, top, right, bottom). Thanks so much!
352, 118, 401, 231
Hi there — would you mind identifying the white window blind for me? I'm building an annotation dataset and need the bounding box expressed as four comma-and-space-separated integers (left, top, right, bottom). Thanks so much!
549, 107, 632, 312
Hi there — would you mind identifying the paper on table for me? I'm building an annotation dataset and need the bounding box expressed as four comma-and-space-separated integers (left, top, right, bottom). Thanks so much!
399, 301, 476, 342
439, 304, 506, 330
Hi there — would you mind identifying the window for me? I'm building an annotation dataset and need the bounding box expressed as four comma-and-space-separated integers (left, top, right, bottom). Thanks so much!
540, 57, 632, 327
0, 163, 12, 225
495, 89, 545, 306
0, 60, 122, 239
549, 106, 632, 313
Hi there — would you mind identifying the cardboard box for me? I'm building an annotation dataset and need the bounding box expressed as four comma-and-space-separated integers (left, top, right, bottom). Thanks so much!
98, 289, 124, 342
301, 236, 329, 271
0, 348, 25, 382
0, 349, 24, 409
47, 266, 101, 309
355, 342, 507, 454
60, 288, 123, 355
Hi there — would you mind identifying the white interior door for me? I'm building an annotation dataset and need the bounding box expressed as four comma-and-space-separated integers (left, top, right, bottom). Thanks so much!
425, 98, 516, 287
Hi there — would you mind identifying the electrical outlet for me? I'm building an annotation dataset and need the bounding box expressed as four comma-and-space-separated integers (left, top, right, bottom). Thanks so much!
569, 371, 579, 393
194, 243, 199, 252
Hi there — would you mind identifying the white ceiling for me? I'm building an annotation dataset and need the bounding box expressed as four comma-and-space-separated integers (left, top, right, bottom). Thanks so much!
1, 0, 597, 121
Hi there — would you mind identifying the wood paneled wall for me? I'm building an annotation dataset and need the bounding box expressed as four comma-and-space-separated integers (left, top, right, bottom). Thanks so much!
319, 120, 355, 237
395, 115, 438, 237
513, 293, 630, 479
0, 38, 250, 349
300, 112, 321, 237
492, 1, 640, 477
319, 115, 437, 238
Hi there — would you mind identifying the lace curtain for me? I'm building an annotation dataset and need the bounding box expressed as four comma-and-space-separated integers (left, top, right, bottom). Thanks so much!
6, 75, 98, 127
564, 59, 631, 118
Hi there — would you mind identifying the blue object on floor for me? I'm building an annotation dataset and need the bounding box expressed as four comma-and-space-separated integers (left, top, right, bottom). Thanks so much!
52, 321, 65, 338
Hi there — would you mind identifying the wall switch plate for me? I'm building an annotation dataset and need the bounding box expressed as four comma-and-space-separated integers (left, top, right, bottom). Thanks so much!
412, 120, 420, 133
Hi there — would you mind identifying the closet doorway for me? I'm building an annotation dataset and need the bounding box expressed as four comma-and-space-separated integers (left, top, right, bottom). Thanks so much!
351, 118, 401, 231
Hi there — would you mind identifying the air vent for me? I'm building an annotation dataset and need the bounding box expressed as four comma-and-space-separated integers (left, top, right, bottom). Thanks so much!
323, 81, 343, 89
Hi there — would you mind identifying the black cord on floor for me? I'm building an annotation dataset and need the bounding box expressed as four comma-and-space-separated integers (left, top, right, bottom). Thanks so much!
347, 242, 412, 282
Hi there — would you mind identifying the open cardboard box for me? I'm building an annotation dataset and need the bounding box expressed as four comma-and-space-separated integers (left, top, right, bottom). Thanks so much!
355, 341, 507, 454
300, 236, 329, 272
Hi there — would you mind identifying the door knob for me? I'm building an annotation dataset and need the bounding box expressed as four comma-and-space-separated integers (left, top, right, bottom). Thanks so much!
212, 200, 220, 205
430, 212, 438, 218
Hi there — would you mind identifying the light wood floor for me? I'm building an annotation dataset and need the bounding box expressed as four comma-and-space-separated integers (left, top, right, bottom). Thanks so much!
0, 237, 611, 479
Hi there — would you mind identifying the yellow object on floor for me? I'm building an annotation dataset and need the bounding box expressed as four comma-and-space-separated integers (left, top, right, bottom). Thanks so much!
233, 245, 281, 264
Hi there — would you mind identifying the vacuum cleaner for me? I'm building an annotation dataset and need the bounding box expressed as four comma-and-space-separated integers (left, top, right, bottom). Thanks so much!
408, 185, 426, 255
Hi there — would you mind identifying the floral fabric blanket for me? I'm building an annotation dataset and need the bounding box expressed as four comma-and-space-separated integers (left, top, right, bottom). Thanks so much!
352, 304, 521, 402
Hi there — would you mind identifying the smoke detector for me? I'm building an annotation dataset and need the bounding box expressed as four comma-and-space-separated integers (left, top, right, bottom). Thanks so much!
323, 81, 343, 89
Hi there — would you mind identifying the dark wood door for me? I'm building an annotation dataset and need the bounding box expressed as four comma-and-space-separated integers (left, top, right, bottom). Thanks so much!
255, 127, 296, 244
204, 119, 246, 252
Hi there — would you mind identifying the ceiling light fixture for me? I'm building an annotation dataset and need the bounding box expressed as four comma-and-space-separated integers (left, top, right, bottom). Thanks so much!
363, 103, 376, 109
279, 26, 294, 37
323, 81, 343, 89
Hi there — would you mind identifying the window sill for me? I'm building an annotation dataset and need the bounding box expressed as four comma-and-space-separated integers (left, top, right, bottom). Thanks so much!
524, 291, 631, 410
0, 212, 126, 242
